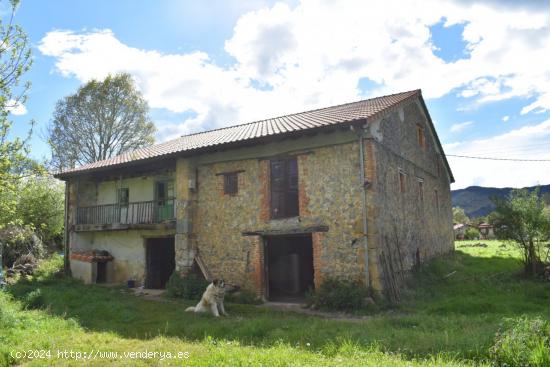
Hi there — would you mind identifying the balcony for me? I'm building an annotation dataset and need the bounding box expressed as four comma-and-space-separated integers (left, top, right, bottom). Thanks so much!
75, 199, 176, 232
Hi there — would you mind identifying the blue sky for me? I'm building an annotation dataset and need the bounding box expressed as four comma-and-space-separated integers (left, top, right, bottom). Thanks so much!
8, 0, 550, 189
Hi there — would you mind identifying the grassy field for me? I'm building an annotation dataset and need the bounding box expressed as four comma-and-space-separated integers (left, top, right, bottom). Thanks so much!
1, 240, 548, 366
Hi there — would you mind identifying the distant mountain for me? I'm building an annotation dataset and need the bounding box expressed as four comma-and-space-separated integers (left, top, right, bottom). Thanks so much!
451, 184, 550, 218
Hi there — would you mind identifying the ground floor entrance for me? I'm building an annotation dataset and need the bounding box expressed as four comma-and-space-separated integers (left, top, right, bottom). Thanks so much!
145, 237, 175, 289
265, 235, 314, 302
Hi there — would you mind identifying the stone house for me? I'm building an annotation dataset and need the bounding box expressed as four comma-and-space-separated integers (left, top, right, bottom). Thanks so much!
55, 89, 455, 301
478, 222, 495, 240
453, 223, 469, 240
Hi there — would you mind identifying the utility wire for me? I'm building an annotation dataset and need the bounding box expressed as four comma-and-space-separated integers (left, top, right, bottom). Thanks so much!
446, 154, 550, 162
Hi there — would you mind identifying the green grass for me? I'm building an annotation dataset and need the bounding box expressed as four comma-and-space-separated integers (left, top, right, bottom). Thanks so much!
1, 241, 548, 366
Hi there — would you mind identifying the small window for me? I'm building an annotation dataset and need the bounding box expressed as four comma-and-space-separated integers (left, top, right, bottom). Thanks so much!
416, 124, 425, 149
223, 172, 238, 195
118, 188, 129, 206
434, 189, 439, 211
417, 178, 424, 202
398, 170, 406, 193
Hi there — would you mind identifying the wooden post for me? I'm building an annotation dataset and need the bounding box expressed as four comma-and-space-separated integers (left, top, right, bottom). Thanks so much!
63, 181, 71, 276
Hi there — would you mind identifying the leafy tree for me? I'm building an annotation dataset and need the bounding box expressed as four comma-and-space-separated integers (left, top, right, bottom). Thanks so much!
491, 188, 550, 276
453, 207, 470, 224
16, 175, 64, 246
0, 0, 34, 229
48, 73, 156, 171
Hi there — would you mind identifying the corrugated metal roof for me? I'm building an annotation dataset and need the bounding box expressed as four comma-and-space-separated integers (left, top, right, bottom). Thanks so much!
55, 89, 421, 177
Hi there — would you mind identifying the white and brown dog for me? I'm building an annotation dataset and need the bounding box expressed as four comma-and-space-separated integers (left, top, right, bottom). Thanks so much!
185, 279, 228, 317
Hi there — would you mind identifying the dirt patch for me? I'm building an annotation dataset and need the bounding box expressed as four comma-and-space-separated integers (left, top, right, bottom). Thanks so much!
258, 302, 371, 322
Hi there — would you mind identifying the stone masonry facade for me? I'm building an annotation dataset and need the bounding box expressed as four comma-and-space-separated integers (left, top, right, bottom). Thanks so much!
65, 95, 454, 298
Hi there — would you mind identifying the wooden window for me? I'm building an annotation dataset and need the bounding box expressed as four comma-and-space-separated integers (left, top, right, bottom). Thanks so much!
155, 181, 174, 205
417, 178, 424, 202
270, 157, 299, 219
117, 188, 129, 206
223, 172, 238, 195
416, 124, 425, 149
398, 170, 406, 193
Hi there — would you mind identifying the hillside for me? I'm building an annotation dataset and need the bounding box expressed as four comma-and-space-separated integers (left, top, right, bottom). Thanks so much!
451, 184, 550, 218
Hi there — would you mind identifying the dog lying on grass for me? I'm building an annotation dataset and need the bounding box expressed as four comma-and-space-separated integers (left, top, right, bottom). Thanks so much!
185, 279, 228, 317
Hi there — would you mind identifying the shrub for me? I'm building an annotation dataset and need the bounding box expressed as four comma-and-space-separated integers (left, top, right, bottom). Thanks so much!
165, 272, 209, 300
23, 288, 45, 310
225, 289, 262, 305
309, 278, 370, 312
0, 225, 45, 267
490, 316, 550, 367
464, 226, 480, 240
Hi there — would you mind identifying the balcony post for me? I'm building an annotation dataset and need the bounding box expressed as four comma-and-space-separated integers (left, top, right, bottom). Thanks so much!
175, 158, 195, 275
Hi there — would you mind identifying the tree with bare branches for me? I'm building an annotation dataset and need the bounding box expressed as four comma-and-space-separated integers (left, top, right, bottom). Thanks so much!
48, 73, 156, 171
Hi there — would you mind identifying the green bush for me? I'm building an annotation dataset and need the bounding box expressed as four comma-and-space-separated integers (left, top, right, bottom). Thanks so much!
225, 289, 262, 305
165, 272, 209, 300
464, 226, 480, 240
23, 288, 45, 309
490, 316, 550, 367
16, 175, 65, 249
0, 225, 45, 267
309, 278, 371, 312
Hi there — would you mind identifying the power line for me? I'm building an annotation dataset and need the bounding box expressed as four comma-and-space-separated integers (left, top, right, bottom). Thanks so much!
446, 154, 550, 162
452, 142, 550, 155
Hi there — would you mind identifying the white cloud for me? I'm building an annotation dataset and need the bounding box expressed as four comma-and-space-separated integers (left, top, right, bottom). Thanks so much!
450, 121, 473, 133
445, 119, 550, 189
37, 1, 550, 190
6, 99, 27, 115
38, 1, 550, 141
502, 115, 509, 122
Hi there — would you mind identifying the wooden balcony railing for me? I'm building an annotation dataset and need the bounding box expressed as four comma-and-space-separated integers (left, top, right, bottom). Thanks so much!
76, 199, 175, 225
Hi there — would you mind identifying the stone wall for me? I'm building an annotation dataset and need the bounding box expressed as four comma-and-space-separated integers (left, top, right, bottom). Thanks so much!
192, 139, 367, 293
65, 96, 454, 298
365, 99, 454, 297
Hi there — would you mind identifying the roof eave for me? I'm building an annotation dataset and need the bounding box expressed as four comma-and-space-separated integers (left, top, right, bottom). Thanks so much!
53, 120, 363, 180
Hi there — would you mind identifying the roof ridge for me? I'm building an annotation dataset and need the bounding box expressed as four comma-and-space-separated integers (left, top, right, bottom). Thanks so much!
54, 89, 423, 177
177, 89, 420, 139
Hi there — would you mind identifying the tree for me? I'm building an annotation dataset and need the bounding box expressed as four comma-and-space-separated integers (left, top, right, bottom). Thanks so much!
48, 73, 156, 171
0, 0, 34, 229
491, 188, 550, 277
17, 175, 64, 247
453, 206, 470, 224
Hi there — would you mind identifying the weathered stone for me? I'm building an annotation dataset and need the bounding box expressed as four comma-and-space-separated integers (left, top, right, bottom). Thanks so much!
64, 96, 453, 299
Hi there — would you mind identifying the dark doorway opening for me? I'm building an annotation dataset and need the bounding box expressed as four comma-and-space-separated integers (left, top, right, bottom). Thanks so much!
96, 261, 107, 283
265, 235, 314, 302
145, 237, 175, 289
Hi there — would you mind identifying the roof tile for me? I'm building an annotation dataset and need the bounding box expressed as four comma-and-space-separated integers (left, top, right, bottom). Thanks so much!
56, 89, 420, 176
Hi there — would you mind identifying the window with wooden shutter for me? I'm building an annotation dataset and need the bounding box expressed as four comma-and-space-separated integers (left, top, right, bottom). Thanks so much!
416, 124, 425, 149
270, 157, 299, 219
398, 170, 406, 193
223, 172, 238, 195
117, 188, 129, 207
